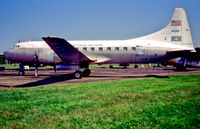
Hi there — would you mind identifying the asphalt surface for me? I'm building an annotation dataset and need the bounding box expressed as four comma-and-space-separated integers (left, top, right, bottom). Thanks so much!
0, 67, 200, 88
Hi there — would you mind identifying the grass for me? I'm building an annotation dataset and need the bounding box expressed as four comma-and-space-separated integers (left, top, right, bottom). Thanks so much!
0, 64, 19, 70
0, 74, 200, 128
0, 64, 53, 70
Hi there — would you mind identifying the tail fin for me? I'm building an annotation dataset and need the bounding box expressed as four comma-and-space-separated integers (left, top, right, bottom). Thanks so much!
137, 8, 193, 48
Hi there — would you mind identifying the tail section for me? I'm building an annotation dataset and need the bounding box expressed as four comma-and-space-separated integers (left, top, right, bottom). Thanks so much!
137, 8, 193, 48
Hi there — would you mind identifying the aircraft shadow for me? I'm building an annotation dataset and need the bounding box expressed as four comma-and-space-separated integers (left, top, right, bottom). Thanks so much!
90, 75, 170, 78
12, 74, 170, 88
14, 73, 74, 87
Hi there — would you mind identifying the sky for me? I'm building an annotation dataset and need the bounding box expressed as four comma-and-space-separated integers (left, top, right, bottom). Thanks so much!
0, 0, 200, 53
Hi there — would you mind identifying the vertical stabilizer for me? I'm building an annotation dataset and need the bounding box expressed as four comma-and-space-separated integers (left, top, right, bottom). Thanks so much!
137, 8, 193, 48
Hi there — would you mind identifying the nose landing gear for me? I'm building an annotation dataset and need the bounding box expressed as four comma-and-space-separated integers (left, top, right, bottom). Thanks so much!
18, 63, 25, 76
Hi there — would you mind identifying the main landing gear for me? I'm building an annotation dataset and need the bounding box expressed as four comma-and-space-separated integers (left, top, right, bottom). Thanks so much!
73, 71, 82, 79
176, 58, 187, 71
18, 63, 91, 79
73, 69, 91, 79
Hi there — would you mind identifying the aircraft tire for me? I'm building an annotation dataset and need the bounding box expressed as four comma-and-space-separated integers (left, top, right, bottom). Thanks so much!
82, 69, 91, 77
18, 71, 25, 76
176, 66, 186, 71
74, 71, 82, 79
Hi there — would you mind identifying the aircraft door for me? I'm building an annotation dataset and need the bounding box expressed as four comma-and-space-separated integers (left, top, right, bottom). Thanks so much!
136, 45, 144, 55
132, 45, 148, 63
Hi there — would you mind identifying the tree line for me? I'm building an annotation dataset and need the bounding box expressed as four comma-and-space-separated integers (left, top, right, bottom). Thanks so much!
0, 55, 6, 64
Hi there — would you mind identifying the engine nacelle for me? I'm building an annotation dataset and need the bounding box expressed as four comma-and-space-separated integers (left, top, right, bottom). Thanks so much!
55, 64, 77, 70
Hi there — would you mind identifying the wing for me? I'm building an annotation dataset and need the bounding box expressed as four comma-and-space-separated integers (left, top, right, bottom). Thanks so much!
42, 36, 94, 65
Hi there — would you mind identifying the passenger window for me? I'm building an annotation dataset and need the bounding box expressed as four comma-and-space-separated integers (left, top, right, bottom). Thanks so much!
115, 47, 119, 51
107, 47, 111, 51
99, 47, 103, 51
132, 47, 136, 51
83, 47, 87, 51
123, 47, 128, 51
91, 47, 95, 51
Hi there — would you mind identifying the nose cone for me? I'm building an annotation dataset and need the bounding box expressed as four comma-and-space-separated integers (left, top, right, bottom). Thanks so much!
3, 50, 9, 59
3, 50, 13, 60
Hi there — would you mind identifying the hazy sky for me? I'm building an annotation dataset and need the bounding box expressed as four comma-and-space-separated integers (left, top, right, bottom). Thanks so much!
0, 0, 200, 53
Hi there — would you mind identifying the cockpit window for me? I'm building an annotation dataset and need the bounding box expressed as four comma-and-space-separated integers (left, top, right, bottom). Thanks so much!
14, 45, 20, 48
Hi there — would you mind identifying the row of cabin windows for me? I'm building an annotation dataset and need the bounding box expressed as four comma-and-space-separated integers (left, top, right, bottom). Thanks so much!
77, 47, 136, 51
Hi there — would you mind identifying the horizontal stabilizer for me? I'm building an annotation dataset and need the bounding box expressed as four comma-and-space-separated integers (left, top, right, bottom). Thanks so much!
166, 50, 192, 58
42, 36, 94, 65
177, 51, 200, 60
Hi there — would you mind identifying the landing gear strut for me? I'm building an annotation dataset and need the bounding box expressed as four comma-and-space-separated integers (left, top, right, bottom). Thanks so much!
35, 64, 39, 77
18, 63, 25, 75
33, 53, 39, 77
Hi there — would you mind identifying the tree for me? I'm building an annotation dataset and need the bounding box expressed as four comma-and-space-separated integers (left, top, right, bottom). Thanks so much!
0, 55, 5, 64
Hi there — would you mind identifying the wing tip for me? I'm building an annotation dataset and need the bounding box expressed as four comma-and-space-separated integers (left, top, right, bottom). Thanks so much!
42, 36, 62, 40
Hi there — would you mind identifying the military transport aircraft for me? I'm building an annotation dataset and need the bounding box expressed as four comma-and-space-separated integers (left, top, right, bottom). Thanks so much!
4, 8, 196, 79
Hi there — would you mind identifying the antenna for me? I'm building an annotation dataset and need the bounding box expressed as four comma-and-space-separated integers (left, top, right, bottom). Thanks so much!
178, 0, 183, 8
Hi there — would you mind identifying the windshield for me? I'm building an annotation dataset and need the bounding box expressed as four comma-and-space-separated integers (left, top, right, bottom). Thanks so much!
13, 45, 20, 49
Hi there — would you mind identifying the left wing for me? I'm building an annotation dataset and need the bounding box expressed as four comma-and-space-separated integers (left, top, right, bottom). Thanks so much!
42, 36, 94, 65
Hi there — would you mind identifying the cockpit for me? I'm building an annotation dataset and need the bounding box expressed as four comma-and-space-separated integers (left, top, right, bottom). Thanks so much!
13, 45, 20, 49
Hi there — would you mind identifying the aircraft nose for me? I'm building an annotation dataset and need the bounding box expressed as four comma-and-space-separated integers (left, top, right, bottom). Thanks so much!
3, 50, 13, 60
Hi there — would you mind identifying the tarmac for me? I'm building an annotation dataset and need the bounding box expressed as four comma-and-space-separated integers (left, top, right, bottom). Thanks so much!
0, 67, 200, 88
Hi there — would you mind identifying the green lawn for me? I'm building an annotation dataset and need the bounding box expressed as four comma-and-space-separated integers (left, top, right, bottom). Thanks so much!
0, 64, 54, 70
0, 64, 19, 70
0, 74, 200, 129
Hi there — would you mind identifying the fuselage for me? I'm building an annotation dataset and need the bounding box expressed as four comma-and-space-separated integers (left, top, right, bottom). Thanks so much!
4, 39, 193, 65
